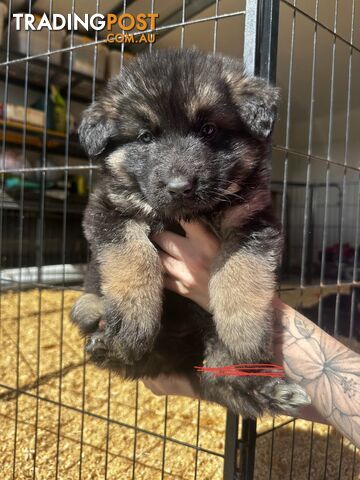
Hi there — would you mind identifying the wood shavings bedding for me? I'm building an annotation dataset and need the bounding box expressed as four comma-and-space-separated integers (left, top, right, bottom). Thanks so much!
0, 289, 358, 479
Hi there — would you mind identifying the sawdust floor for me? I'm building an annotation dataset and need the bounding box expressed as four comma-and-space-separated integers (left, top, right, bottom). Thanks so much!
0, 288, 359, 479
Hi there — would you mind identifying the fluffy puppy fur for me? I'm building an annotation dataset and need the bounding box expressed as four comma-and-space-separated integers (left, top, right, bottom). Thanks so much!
71, 48, 310, 417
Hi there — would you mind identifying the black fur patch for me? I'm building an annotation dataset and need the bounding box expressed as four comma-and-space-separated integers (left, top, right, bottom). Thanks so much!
71, 48, 310, 418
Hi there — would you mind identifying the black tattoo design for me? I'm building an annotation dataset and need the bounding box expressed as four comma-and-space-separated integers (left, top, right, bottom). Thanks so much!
275, 305, 360, 447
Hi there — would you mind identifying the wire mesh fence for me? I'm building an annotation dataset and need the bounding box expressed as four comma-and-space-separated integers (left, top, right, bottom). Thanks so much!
0, 0, 359, 479
265, 0, 359, 478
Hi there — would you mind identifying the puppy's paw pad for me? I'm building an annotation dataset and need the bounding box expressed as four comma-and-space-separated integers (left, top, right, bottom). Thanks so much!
85, 334, 107, 355
260, 381, 311, 413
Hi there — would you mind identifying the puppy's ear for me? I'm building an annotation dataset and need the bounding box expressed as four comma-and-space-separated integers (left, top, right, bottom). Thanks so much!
232, 76, 280, 139
78, 102, 117, 158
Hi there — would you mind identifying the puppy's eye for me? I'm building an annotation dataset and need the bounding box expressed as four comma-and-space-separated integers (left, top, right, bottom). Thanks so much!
200, 123, 217, 138
138, 131, 154, 143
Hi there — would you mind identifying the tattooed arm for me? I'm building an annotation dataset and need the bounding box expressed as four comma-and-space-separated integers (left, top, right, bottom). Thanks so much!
273, 298, 360, 447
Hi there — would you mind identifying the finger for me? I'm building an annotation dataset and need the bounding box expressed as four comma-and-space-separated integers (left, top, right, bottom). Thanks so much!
142, 379, 164, 396
151, 231, 187, 260
163, 276, 189, 297
159, 251, 189, 282
180, 220, 220, 258
143, 375, 198, 398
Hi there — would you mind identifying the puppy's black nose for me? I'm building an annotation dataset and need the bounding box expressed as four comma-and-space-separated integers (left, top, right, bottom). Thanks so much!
166, 176, 195, 197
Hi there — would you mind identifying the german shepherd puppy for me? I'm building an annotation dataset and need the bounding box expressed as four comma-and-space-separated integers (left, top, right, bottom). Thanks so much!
71, 48, 310, 417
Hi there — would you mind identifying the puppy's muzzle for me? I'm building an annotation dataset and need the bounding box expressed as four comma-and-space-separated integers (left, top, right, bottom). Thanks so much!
166, 175, 197, 199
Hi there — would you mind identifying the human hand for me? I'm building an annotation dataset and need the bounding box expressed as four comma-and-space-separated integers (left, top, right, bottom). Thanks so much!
142, 373, 199, 398
142, 221, 219, 397
151, 220, 220, 312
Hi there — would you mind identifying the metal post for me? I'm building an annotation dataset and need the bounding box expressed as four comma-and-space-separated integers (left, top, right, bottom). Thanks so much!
223, 411, 239, 480
243, 0, 259, 77
305, 186, 314, 284
244, 0, 280, 84
239, 418, 257, 480
227, 2, 280, 480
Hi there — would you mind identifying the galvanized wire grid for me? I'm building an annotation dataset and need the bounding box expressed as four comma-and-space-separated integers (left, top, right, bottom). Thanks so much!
0, 1, 246, 479
0, 0, 359, 479
267, 0, 359, 479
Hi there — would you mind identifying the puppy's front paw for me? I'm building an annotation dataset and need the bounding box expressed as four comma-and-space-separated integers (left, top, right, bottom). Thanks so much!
85, 314, 158, 366
85, 328, 141, 366
86, 332, 108, 357
85, 332, 129, 371
71, 293, 104, 334
103, 300, 161, 362
114, 320, 159, 362
257, 379, 311, 415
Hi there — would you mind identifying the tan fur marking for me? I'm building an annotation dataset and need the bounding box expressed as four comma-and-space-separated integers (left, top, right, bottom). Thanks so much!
108, 192, 154, 216
105, 150, 136, 190
229, 75, 256, 97
134, 103, 160, 127
106, 149, 126, 171
98, 221, 163, 322
223, 71, 247, 93
187, 86, 220, 120
209, 253, 275, 359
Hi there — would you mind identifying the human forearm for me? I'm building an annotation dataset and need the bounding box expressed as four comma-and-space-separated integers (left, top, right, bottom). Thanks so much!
273, 298, 360, 446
